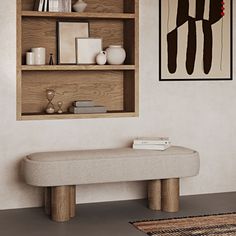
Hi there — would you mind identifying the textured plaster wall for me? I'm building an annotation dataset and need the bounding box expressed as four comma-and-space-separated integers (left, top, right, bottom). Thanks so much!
0, 0, 236, 210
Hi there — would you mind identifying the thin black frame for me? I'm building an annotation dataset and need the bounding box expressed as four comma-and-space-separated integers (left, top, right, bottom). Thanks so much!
159, 0, 233, 81
57, 21, 90, 65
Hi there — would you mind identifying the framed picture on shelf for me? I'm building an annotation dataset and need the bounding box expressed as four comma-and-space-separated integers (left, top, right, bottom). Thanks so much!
159, 0, 233, 81
57, 21, 89, 64
76, 38, 102, 64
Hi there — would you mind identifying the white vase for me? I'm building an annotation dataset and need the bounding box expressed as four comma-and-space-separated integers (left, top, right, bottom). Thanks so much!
96, 51, 107, 65
73, 0, 87, 13
106, 45, 126, 65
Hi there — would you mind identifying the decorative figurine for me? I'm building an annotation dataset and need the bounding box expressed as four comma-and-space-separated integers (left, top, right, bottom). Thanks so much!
49, 53, 54, 65
57, 101, 63, 114
45, 89, 55, 114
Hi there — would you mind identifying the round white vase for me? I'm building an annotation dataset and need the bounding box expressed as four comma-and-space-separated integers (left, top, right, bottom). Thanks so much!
96, 51, 107, 65
73, 0, 87, 13
106, 45, 126, 65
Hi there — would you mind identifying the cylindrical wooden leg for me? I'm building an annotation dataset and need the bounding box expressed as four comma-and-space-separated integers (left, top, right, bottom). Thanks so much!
161, 178, 179, 212
44, 187, 51, 215
51, 186, 70, 222
148, 180, 161, 210
70, 185, 76, 218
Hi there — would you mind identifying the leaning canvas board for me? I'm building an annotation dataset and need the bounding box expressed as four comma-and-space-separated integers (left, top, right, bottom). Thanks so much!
76, 38, 102, 64
57, 22, 89, 64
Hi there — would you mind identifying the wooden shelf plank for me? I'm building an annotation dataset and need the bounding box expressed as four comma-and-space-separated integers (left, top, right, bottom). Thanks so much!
20, 112, 138, 120
21, 65, 136, 71
21, 11, 136, 19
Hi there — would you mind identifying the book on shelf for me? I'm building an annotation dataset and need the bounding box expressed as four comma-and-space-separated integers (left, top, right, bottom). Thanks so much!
73, 100, 95, 107
36, 0, 45, 11
133, 137, 171, 146
44, 0, 48, 11
49, 0, 59, 12
48, 0, 71, 12
132, 143, 171, 151
33, 0, 41, 11
69, 106, 107, 114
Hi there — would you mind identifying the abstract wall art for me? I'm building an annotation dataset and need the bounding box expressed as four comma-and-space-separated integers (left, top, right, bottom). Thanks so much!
159, 0, 232, 81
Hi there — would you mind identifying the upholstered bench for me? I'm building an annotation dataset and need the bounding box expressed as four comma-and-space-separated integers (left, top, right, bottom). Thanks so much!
22, 146, 200, 222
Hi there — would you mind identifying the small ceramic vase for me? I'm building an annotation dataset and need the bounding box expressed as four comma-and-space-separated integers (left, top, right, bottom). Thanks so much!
96, 51, 107, 65
106, 45, 126, 65
73, 0, 87, 12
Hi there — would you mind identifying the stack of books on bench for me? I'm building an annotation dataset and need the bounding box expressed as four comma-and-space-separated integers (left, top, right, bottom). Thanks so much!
132, 137, 171, 151
34, 0, 72, 12
69, 100, 107, 114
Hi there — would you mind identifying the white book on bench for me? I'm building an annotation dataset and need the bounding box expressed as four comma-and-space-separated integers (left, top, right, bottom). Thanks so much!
132, 143, 171, 151
133, 137, 171, 145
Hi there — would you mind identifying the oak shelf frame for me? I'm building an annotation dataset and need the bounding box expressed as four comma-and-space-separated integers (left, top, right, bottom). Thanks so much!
17, 0, 139, 120
21, 11, 135, 19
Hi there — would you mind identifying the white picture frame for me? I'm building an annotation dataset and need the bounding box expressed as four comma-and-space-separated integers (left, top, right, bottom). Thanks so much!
57, 21, 89, 64
76, 38, 102, 64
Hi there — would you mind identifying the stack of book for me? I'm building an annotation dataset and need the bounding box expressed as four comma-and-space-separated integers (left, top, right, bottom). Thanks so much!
34, 0, 72, 12
132, 137, 171, 151
69, 100, 107, 114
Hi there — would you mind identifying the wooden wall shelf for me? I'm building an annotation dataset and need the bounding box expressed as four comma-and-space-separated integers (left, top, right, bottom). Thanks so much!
21, 11, 135, 19
21, 65, 136, 71
17, 0, 139, 120
20, 111, 138, 120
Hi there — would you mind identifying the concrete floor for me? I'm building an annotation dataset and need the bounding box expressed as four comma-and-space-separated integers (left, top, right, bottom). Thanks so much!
0, 192, 236, 236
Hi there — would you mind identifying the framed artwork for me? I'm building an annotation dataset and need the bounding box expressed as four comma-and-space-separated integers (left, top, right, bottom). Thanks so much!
76, 38, 102, 64
57, 21, 89, 64
159, 0, 233, 81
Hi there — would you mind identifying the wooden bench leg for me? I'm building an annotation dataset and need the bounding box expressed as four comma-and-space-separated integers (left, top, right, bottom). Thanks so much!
161, 178, 179, 212
44, 187, 51, 215
148, 180, 161, 210
51, 186, 71, 222
70, 185, 76, 218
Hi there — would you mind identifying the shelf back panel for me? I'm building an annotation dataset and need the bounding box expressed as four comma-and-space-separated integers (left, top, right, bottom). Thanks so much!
22, 71, 124, 113
22, 18, 125, 65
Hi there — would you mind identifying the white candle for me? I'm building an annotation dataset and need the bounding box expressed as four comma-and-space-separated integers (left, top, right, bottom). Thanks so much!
31, 47, 46, 65
26, 52, 35, 65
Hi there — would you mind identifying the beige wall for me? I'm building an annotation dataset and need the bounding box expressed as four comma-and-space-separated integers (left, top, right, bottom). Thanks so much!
0, 0, 236, 210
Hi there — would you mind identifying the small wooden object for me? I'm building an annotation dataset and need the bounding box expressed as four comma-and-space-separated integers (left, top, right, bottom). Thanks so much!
44, 187, 51, 215
51, 186, 71, 222
69, 186, 76, 218
161, 178, 180, 212
148, 180, 161, 210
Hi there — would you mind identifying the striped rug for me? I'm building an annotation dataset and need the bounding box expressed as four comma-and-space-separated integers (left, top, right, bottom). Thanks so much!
131, 213, 236, 236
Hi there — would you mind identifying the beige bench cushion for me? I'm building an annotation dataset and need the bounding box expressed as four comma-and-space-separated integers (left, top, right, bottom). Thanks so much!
22, 146, 200, 187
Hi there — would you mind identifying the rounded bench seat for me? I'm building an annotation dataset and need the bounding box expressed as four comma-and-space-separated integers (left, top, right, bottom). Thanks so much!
22, 146, 200, 222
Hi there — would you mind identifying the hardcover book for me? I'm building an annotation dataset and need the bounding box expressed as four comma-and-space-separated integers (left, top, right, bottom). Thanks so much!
132, 143, 171, 151
33, 0, 41, 11
133, 137, 170, 145
73, 100, 95, 107
38, 0, 45, 11
69, 106, 107, 114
